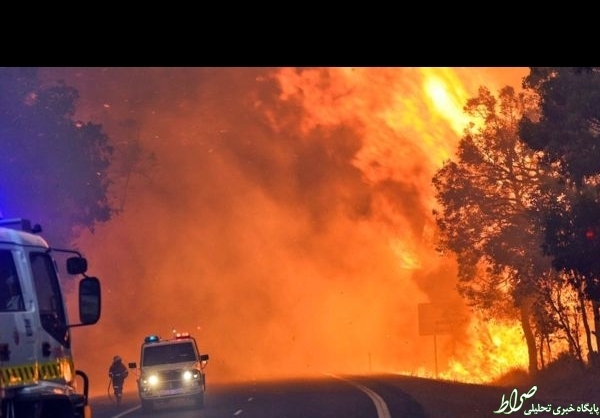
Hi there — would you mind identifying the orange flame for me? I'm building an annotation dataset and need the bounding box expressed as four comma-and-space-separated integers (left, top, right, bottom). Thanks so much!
274, 67, 531, 383
46, 67, 542, 392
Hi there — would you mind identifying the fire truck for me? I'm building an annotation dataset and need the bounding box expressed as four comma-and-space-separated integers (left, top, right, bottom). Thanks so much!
0, 218, 101, 418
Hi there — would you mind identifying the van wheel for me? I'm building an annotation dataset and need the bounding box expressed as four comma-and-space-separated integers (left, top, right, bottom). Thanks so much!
195, 393, 205, 409
141, 400, 153, 414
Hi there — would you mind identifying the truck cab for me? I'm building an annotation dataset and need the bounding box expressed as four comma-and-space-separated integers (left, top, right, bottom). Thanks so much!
129, 332, 209, 414
0, 218, 101, 418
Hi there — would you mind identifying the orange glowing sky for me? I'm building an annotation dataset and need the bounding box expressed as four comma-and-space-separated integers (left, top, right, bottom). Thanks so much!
39, 67, 529, 395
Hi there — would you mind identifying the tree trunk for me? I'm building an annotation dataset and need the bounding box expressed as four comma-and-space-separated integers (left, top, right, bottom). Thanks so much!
590, 299, 600, 367
520, 299, 538, 376
579, 291, 596, 366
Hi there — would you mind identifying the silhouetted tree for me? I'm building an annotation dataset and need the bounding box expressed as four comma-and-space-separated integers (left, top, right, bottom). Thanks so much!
520, 67, 600, 361
520, 67, 600, 185
0, 67, 114, 248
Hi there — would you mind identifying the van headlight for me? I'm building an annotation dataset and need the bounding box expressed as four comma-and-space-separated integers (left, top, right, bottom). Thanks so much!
183, 370, 200, 381
141, 373, 159, 388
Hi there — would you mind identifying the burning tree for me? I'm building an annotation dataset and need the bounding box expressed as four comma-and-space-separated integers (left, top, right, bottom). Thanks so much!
432, 85, 589, 376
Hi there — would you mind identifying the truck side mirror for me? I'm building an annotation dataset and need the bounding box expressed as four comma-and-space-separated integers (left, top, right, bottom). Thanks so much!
67, 257, 88, 275
79, 277, 101, 325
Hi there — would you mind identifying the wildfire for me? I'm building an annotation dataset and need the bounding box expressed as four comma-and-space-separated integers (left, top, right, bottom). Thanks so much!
52, 67, 543, 390
273, 67, 531, 383
445, 318, 529, 382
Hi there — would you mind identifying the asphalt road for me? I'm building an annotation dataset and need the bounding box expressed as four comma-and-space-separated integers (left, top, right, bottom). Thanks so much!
91, 374, 422, 418
88, 373, 545, 418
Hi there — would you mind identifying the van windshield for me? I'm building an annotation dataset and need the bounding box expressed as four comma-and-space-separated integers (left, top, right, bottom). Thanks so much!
142, 342, 198, 366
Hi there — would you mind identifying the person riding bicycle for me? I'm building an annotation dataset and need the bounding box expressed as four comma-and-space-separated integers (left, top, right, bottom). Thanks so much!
108, 355, 129, 404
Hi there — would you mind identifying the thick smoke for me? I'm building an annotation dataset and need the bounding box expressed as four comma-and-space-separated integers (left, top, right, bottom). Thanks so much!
39, 67, 527, 396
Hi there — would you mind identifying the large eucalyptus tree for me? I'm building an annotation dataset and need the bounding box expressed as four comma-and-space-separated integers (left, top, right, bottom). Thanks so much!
433, 85, 556, 375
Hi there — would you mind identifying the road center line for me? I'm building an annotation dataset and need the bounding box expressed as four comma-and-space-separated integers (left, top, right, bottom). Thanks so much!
327, 374, 392, 418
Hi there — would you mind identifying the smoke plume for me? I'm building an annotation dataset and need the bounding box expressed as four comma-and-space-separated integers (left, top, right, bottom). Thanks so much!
39, 67, 527, 395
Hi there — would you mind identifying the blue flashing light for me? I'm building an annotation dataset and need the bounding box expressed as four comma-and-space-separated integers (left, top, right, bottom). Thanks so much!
144, 335, 160, 343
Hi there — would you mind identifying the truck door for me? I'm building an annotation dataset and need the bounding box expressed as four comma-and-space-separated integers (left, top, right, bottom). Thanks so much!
0, 248, 36, 389
29, 251, 70, 348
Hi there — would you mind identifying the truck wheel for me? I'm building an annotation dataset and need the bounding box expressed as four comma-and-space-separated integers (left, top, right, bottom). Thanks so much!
74, 404, 92, 418
141, 399, 153, 414
195, 393, 205, 409
13, 397, 73, 418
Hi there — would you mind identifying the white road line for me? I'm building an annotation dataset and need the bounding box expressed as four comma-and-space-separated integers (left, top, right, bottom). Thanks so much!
110, 405, 140, 418
327, 374, 392, 418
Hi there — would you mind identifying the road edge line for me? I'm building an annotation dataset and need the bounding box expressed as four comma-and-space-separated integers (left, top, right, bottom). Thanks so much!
326, 373, 391, 418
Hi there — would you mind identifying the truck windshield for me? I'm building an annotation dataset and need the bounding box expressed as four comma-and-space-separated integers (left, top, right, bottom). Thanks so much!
30, 251, 70, 348
142, 342, 198, 366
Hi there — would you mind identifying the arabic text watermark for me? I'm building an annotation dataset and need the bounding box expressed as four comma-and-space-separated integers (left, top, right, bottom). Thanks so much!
493, 386, 600, 415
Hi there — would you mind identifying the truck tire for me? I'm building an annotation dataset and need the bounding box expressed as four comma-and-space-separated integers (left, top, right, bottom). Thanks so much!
10, 396, 74, 418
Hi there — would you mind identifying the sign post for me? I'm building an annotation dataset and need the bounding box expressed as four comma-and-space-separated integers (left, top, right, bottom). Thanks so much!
417, 303, 469, 378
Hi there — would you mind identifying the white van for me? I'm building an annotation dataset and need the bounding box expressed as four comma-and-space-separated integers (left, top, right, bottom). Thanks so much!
129, 332, 209, 414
